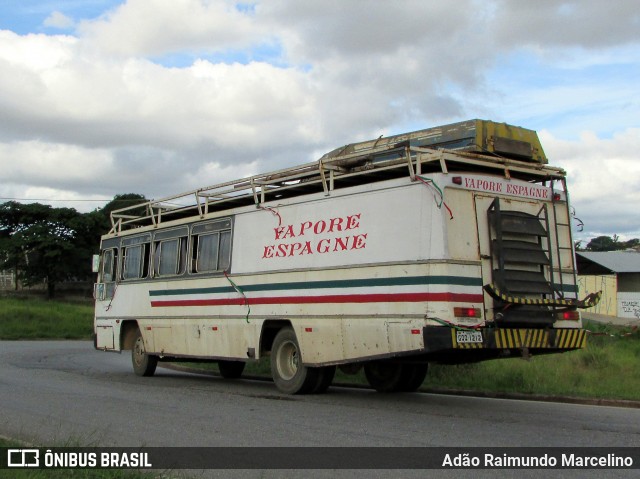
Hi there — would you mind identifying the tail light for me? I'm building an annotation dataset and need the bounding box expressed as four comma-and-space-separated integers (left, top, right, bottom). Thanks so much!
557, 310, 580, 321
454, 307, 481, 318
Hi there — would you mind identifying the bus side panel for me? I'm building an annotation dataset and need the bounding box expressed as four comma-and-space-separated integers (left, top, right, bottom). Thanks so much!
231, 180, 448, 275
297, 318, 426, 365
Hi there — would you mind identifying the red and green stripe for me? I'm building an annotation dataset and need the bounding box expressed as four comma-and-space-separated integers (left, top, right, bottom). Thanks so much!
149, 275, 484, 308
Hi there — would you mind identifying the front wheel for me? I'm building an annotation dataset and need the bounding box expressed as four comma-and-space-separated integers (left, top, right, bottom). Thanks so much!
271, 327, 319, 394
132, 329, 158, 377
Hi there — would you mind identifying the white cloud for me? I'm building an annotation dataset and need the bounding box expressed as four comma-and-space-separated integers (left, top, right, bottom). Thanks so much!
0, 0, 638, 240
77, 0, 264, 57
542, 128, 640, 239
0, 141, 114, 191
0, 30, 75, 71
44, 11, 75, 30
0, 31, 320, 153
489, 0, 640, 50
17, 186, 109, 212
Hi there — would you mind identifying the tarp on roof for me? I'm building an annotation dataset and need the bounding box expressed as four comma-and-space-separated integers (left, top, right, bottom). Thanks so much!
577, 251, 640, 275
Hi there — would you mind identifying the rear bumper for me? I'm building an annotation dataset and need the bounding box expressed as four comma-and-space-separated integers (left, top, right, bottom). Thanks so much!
422, 326, 586, 363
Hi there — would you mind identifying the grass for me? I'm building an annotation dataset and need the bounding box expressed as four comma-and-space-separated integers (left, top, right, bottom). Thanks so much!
1, 296, 639, 400
0, 296, 93, 340
425, 322, 640, 400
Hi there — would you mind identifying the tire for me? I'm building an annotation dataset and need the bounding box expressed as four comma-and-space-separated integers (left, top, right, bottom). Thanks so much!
218, 360, 245, 379
132, 329, 158, 377
398, 363, 428, 392
364, 361, 428, 393
364, 361, 405, 392
311, 366, 336, 394
271, 327, 319, 394
338, 363, 363, 375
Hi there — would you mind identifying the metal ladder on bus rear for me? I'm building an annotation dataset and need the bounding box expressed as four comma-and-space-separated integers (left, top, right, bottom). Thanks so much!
550, 179, 579, 300
487, 198, 557, 326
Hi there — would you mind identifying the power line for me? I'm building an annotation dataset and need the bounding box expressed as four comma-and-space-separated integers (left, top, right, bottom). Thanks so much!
0, 197, 112, 202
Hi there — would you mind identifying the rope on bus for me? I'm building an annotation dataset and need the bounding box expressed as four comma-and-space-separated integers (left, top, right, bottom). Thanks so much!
428, 317, 483, 331
105, 281, 119, 312
416, 176, 454, 219
224, 271, 251, 323
257, 204, 282, 226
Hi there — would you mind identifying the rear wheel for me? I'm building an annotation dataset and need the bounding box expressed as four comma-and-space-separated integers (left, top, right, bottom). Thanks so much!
398, 363, 428, 392
271, 327, 319, 394
364, 361, 404, 392
364, 361, 427, 392
132, 329, 157, 377
218, 360, 245, 379
311, 366, 336, 394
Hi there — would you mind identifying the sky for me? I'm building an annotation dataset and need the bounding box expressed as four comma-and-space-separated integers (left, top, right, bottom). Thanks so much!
0, 0, 639, 244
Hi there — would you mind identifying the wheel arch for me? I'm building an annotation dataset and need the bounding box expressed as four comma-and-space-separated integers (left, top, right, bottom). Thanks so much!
120, 320, 141, 351
259, 319, 292, 358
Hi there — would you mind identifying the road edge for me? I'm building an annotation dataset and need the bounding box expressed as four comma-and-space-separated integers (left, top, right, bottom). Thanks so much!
161, 363, 640, 409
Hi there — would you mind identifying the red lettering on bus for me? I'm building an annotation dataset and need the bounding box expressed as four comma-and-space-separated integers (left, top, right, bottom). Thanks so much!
317, 238, 331, 253
289, 242, 302, 256
345, 214, 361, 230
313, 220, 327, 234
300, 241, 313, 255
328, 217, 344, 232
351, 233, 367, 250
333, 236, 349, 252
276, 244, 288, 257
299, 221, 313, 236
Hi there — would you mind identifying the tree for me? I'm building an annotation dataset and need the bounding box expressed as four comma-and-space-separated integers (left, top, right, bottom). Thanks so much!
622, 238, 640, 250
101, 193, 148, 228
585, 234, 640, 252
0, 202, 103, 298
0, 195, 148, 298
586, 235, 619, 251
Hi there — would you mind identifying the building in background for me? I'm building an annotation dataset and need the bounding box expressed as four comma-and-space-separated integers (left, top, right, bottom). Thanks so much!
577, 251, 640, 319
0, 269, 15, 290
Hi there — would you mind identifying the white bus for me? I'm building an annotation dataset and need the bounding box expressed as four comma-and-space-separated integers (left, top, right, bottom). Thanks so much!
93, 120, 599, 394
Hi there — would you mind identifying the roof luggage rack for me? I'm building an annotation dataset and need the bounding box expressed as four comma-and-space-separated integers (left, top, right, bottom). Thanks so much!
108, 120, 564, 234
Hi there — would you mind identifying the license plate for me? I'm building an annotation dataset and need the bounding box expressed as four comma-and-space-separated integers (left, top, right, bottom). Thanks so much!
456, 330, 483, 344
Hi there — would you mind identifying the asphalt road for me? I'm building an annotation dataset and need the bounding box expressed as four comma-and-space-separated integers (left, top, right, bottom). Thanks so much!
1, 341, 638, 478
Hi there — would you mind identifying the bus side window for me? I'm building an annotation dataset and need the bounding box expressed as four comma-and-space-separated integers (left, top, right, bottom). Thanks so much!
155, 237, 188, 277
122, 242, 150, 280
191, 219, 232, 274
219, 230, 231, 271
193, 233, 220, 273
101, 249, 117, 282
142, 243, 150, 277
122, 245, 140, 280
179, 237, 188, 274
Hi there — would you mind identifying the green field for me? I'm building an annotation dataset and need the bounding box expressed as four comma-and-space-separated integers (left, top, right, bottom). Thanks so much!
1, 296, 638, 401
425, 322, 640, 400
0, 296, 93, 340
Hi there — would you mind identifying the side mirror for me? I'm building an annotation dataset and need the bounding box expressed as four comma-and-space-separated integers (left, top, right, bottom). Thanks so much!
92, 254, 100, 273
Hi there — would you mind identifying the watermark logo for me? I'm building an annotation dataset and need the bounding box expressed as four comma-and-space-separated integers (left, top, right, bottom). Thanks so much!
7, 449, 40, 468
